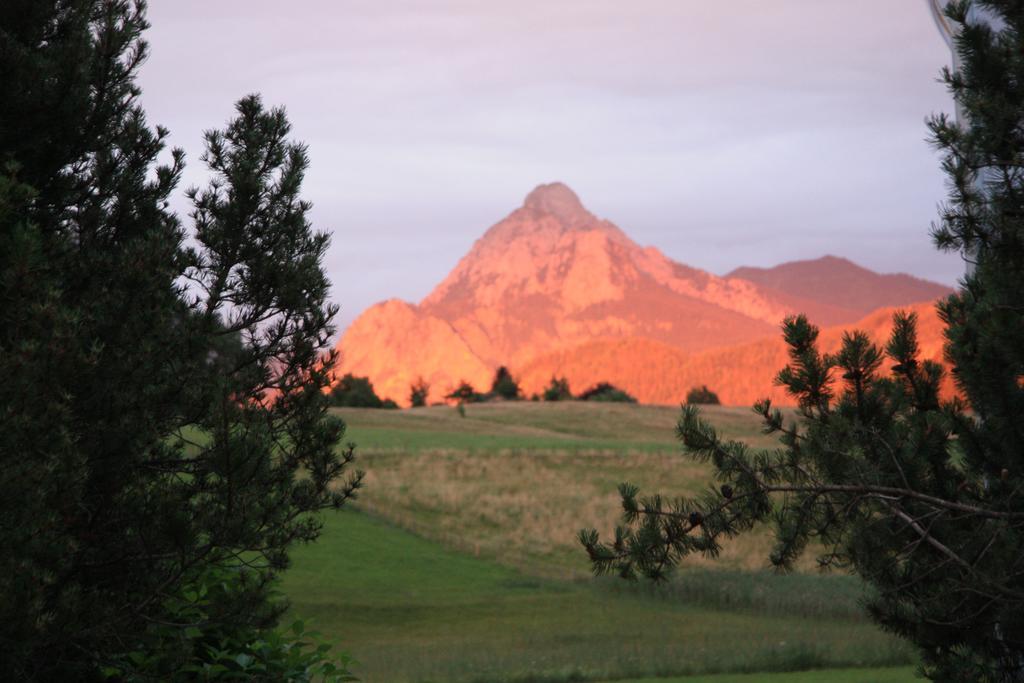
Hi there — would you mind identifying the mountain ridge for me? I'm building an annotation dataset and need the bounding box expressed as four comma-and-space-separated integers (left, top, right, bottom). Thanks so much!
334, 183, 953, 405
518, 301, 953, 407
727, 255, 952, 316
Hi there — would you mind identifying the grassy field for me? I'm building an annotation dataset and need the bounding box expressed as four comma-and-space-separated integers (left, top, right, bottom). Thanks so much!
342, 402, 811, 576
280, 402, 918, 682
616, 668, 918, 683
283, 511, 914, 683
335, 402, 779, 454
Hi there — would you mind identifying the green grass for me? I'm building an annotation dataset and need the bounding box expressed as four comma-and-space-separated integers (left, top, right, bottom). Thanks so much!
334, 402, 782, 454
280, 402, 917, 682
596, 568, 872, 621
283, 511, 913, 683
615, 667, 918, 682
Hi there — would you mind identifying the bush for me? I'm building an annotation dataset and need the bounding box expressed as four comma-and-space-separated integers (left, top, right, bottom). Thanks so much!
446, 380, 485, 404
542, 376, 573, 401
102, 567, 357, 681
685, 385, 720, 405
409, 378, 430, 407
330, 374, 395, 408
578, 382, 637, 403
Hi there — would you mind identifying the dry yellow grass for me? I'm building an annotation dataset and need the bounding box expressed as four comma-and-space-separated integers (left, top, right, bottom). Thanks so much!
339, 402, 810, 577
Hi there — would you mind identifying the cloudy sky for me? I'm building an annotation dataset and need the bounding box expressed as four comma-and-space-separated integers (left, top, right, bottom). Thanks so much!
139, 1, 962, 331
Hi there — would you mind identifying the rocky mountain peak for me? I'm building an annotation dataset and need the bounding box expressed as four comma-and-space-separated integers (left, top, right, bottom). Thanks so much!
522, 182, 593, 226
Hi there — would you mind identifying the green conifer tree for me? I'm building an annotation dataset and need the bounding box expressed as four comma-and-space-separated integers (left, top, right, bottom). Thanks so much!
490, 365, 522, 400
0, 2, 360, 678
582, 2, 1024, 679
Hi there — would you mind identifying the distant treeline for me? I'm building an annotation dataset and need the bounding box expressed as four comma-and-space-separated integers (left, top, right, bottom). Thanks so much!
446, 370, 638, 404
331, 368, 721, 409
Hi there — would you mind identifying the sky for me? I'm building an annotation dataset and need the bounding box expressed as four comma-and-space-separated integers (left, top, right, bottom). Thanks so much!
139, 1, 963, 331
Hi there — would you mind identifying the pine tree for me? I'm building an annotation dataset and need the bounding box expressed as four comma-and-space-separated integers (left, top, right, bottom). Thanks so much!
1, 2, 360, 678
490, 365, 522, 400
581, 2, 1024, 679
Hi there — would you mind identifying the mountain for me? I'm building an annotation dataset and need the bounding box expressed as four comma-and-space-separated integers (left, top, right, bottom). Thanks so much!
727, 256, 952, 320
417, 182, 804, 357
334, 183, 953, 406
518, 301, 953, 407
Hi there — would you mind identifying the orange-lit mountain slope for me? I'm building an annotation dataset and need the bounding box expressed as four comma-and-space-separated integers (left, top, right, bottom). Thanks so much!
518, 301, 952, 407
728, 256, 952, 320
334, 183, 953, 405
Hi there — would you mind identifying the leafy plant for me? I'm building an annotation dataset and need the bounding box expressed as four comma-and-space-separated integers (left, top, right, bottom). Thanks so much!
102, 567, 358, 681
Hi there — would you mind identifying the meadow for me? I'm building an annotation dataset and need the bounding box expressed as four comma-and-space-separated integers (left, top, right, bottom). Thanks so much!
282, 402, 920, 682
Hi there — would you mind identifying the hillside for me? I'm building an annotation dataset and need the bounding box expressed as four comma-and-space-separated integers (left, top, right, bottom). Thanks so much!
285, 402, 917, 681
519, 301, 952, 406
727, 256, 951, 318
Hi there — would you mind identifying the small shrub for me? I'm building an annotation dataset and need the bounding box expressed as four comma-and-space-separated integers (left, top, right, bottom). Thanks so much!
578, 382, 636, 403
685, 385, 720, 405
409, 378, 430, 407
103, 567, 358, 681
446, 380, 485, 404
542, 376, 573, 401
330, 374, 389, 408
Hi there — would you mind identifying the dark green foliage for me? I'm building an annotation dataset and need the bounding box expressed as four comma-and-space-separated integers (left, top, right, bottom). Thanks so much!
102, 567, 356, 681
446, 380, 485, 404
490, 365, 522, 400
578, 382, 637, 403
445, 369, 522, 404
0, 2, 359, 678
409, 377, 430, 407
685, 385, 721, 405
542, 376, 574, 401
582, 3, 1024, 678
330, 373, 395, 408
